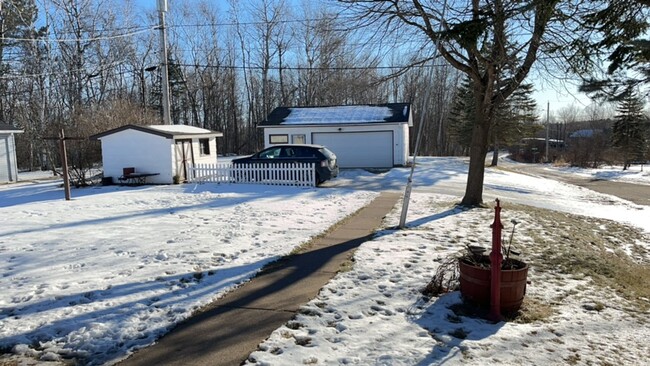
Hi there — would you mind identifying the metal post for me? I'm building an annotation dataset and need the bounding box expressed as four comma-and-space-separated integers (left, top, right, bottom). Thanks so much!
399, 0, 448, 228
489, 199, 503, 322
59, 129, 71, 201
158, 0, 172, 125
545, 101, 549, 163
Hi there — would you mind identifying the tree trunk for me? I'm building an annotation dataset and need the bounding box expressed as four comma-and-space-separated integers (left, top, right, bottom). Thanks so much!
461, 121, 491, 206
491, 133, 499, 166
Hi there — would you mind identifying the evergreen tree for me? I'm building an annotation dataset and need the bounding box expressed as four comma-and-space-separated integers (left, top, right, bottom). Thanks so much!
149, 56, 188, 124
448, 78, 539, 164
447, 79, 473, 154
490, 83, 540, 166
579, 1, 650, 100
0, 0, 41, 123
612, 90, 647, 169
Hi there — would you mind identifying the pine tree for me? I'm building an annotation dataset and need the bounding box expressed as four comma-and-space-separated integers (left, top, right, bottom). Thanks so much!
0, 0, 42, 124
448, 79, 474, 154
612, 90, 648, 169
489, 83, 540, 166
448, 78, 539, 164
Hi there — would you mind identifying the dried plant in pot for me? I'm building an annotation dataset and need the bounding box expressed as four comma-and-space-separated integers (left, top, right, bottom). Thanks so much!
458, 220, 529, 314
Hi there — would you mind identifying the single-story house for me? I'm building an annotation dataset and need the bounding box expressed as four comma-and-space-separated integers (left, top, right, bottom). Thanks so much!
0, 122, 23, 183
258, 103, 413, 168
90, 124, 223, 184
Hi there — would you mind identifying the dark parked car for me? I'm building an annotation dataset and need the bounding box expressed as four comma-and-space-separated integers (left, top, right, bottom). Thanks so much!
231, 144, 339, 185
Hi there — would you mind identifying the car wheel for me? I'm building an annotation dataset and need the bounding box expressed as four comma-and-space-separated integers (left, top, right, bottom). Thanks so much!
314, 173, 321, 187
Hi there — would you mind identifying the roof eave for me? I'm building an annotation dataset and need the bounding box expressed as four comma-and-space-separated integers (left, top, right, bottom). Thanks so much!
89, 125, 172, 140
89, 125, 224, 140
259, 121, 410, 128
171, 132, 224, 139
0, 129, 24, 134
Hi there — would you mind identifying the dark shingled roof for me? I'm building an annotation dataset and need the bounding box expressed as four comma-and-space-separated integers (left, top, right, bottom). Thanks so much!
0, 123, 23, 133
259, 103, 412, 127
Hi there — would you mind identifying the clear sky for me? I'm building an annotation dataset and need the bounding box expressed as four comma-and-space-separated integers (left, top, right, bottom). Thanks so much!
532, 79, 596, 119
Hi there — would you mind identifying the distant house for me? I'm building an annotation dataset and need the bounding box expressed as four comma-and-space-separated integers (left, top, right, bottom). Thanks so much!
569, 129, 603, 139
258, 103, 413, 168
90, 124, 223, 184
0, 123, 23, 183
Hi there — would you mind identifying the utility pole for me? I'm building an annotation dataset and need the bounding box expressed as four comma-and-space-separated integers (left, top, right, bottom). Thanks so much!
157, 0, 172, 125
545, 101, 550, 163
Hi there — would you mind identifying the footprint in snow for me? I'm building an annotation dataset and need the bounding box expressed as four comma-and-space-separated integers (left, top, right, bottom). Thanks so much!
12, 295, 33, 303
293, 336, 312, 347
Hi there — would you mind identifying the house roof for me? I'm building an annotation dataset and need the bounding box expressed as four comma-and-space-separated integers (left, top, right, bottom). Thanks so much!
0, 122, 24, 134
569, 129, 602, 138
259, 103, 412, 127
89, 124, 223, 140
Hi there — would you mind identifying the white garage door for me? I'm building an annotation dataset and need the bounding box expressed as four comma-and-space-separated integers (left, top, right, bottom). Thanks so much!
313, 131, 393, 168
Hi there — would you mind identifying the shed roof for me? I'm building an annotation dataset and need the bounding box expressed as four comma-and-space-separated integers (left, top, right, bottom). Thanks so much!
259, 103, 412, 127
89, 124, 223, 140
0, 122, 24, 134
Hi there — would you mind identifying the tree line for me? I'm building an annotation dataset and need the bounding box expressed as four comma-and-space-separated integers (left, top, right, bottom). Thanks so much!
2, 0, 648, 203
0, 0, 472, 177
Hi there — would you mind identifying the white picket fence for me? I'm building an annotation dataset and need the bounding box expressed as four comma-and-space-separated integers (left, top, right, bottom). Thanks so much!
189, 162, 316, 187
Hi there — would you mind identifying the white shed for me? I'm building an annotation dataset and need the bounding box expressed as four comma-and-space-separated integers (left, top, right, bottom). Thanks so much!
258, 103, 413, 168
90, 124, 223, 184
0, 123, 23, 183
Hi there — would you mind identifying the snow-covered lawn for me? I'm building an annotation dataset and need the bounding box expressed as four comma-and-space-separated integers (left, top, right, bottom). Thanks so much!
2, 158, 650, 365
0, 181, 376, 365
550, 163, 650, 185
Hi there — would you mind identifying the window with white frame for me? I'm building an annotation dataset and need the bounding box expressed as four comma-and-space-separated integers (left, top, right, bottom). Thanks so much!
291, 134, 306, 144
199, 138, 211, 155
269, 134, 288, 144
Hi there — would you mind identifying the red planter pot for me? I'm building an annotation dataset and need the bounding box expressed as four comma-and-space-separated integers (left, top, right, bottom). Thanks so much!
459, 256, 528, 314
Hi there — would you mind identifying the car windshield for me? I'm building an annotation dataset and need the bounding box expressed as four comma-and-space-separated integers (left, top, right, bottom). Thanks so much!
320, 147, 336, 159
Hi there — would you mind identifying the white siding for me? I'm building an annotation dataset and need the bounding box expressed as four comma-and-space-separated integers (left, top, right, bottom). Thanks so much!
100, 130, 174, 184
190, 137, 218, 165
0, 134, 18, 183
396, 123, 410, 166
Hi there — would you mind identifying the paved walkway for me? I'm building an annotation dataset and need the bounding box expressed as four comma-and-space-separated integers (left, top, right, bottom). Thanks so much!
118, 191, 401, 366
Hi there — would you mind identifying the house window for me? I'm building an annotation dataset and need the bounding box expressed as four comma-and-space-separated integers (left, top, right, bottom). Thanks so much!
291, 134, 306, 144
269, 134, 288, 144
199, 138, 210, 155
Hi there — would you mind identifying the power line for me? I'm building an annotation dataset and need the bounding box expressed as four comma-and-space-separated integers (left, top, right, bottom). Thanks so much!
166, 17, 335, 29
175, 63, 444, 71
0, 27, 155, 43
0, 52, 603, 82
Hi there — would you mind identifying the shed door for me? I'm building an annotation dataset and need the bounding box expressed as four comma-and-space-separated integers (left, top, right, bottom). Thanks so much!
0, 136, 11, 182
312, 131, 393, 168
174, 139, 194, 182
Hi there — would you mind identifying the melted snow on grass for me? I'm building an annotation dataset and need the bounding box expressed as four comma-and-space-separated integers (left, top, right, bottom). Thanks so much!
247, 194, 650, 365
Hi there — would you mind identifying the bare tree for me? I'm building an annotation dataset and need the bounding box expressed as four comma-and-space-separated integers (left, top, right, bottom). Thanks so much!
337, 0, 647, 206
